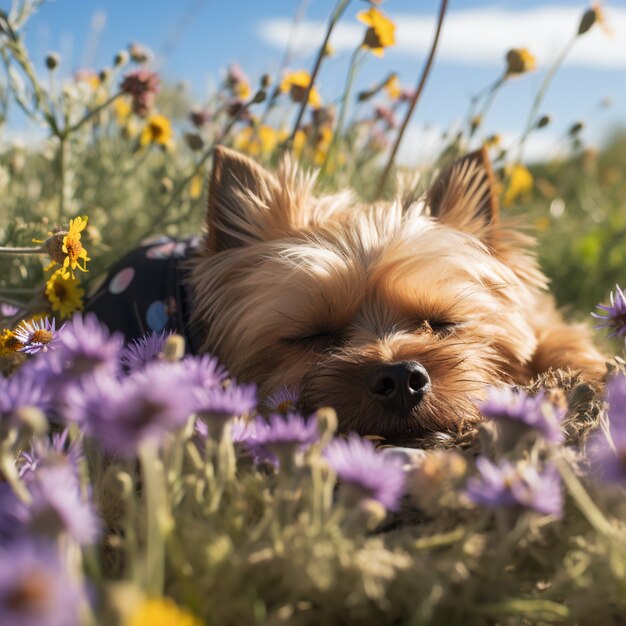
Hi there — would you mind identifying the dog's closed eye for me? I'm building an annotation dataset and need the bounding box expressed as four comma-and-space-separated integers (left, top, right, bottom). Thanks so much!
284, 330, 345, 351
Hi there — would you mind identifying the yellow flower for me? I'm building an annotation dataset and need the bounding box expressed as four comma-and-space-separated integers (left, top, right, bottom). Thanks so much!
189, 174, 203, 199
139, 114, 174, 147
505, 48, 537, 76
127, 598, 204, 626
61, 216, 91, 280
113, 96, 133, 125
503, 164, 534, 206
233, 125, 279, 157
384, 74, 402, 100
357, 7, 396, 57
314, 126, 333, 165
292, 129, 307, 159
45, 268, 85, 319
483, 133, 501, 149
0, 329, 24, 356
235, 80, 252, 100
280, 70, 321, 108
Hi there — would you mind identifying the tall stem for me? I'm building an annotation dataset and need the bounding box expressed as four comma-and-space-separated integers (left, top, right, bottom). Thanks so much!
376, 0, 448, 197
517, 35, 576, 162
286, 0, 351, 146
321, 45, 361, 178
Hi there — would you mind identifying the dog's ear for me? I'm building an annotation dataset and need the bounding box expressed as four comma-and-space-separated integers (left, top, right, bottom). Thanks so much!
206, 145, 279, 252
426, 147, 499, 236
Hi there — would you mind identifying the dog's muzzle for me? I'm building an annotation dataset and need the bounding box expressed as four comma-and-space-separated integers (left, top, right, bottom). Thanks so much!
367, 361, 430, 414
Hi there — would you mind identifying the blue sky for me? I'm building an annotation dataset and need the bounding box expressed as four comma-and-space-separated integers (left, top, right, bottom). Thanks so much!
13, 0, 626, 162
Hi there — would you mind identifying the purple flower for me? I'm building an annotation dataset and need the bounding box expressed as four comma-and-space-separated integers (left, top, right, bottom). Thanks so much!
263, 385, 300, 415
189, 108, 212, 128
14, 318, 61, 355
181, 353, 228, 390
42, 313, 122, 380
0, 369, 50, 428
592, 284, 626, 337
120, 68, 160, 116
0, 540, 82, 626
590, 374, 626, 484
67, 363, 193, 457
192, 381, 257, 417
121, 330, 172, 371
254, 412, 319, 451
0, 464, 99, 545
480, 387, 564, 444
324, 435, 405, 511
19, 428, 83, 479
466, 457, 562, 517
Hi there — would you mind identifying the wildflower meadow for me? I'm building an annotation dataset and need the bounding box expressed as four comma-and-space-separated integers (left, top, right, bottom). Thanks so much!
1, 1, 626, 624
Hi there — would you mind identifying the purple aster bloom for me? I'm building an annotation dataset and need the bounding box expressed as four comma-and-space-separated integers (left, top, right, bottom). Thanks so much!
181, 353, 228, 390
254, 412, 319, 451
40, 313, 122, 381
592, 284, 626, 337
324, 435, 405, 511
67, 363, 193, 457
263, 385, 300, 415
192, 381, 257, 417
18, 428, 83, 479
480, 387, 564, 444
120, 330, 172, 371
0, 540, 82, 626
0, 303, 21, 318
0, 369, 50, 428
14, 317, 61, 355
466, 457, 562, 517
0, 464, 99, 545
590, 374, 626, 484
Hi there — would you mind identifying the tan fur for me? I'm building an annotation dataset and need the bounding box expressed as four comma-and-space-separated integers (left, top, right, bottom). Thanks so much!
188, 146, 606, 440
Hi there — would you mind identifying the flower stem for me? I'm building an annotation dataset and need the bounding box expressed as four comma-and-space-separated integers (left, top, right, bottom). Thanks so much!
517, 35, 577, 162
139, 443, 171, 595
376, 0, 448, 197
286, 0, 352, 146
321, 45, 362, 178
0, 245, 46, 254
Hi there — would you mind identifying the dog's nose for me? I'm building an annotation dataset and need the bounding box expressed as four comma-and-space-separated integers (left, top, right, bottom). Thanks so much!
367, 362, 430, 412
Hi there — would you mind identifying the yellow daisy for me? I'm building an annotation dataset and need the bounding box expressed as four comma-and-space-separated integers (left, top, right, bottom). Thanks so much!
505, 48, 537, 76
127, 598, 204, 626
357, 7, 396, 57
139, 114, 174, 148
61, 216, 91, 280
280, 70, 322, 108
45, 268, 85, 319
384, 74, 402, 100
234, 125, 279, 157
113, 96, 133, 125
503, 164, 534, 206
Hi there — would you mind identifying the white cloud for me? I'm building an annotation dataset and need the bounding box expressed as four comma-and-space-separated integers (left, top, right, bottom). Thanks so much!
258, 5, 626, 69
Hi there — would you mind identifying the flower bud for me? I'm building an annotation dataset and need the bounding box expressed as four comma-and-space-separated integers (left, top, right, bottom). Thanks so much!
316, 407, 338, 439
470, 114, 483, 133
252, 89, 267, 104
536, 114, 552, 129
569, 121, 584, 136
99, 68, 112, 83
162, 334, 186, 362
128, 42, 152, 64
45, 52, 60, 71
184, 133, 204, 151
113, 50, 129, 67
260, 74, 272, 89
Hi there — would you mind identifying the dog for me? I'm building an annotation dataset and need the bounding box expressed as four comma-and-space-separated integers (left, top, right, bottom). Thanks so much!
182, 146, 605, 439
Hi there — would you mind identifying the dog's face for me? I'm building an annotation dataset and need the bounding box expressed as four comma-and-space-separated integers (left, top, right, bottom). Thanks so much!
190, 147, 548, 439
